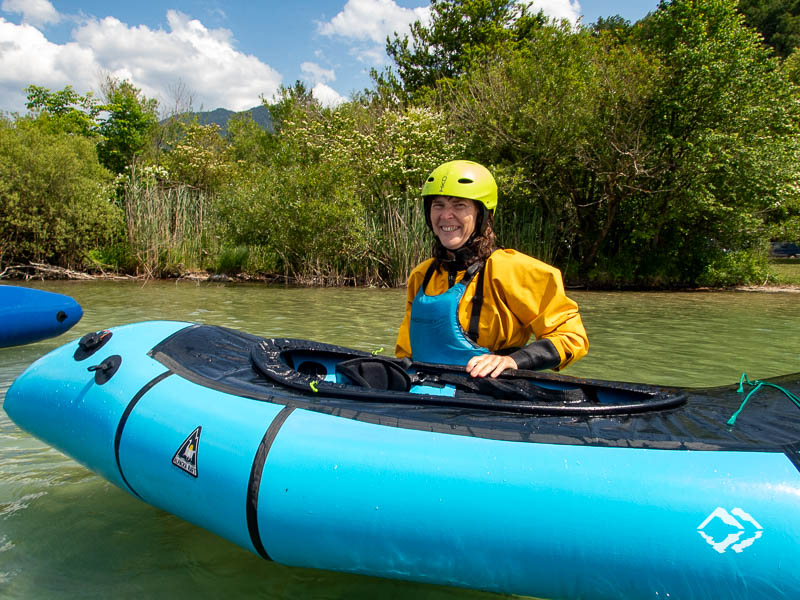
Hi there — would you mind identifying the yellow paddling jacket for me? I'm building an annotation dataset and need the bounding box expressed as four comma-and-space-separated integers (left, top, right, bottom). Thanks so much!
395, 249, 588, 370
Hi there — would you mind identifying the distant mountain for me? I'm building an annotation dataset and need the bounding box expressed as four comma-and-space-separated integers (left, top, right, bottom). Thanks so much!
167, 105, 273, 135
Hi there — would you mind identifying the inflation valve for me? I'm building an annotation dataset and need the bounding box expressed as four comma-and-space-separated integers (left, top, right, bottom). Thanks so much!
74, 330, 113, 361
88, 355, 122, 385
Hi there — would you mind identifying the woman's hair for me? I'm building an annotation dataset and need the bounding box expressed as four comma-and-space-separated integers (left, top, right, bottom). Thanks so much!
431, 210, 497, 270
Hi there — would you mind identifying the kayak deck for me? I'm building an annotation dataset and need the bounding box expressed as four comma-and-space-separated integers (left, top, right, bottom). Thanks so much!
147, 324, 800, 451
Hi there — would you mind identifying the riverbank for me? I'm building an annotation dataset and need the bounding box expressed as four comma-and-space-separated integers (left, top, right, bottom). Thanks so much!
0, 262, 286, 285
3, 261, 800, 291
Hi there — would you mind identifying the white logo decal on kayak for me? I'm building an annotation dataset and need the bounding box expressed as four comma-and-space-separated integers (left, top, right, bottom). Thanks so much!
172, 426, 202, 477
697, 507, 763, 553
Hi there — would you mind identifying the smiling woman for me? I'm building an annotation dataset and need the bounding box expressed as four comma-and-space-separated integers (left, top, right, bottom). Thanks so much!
395, 160, 589, 378
429, 196, 478, 249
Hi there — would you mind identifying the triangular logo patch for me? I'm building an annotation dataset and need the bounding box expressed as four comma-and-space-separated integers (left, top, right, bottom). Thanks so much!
172, 426, 201, 477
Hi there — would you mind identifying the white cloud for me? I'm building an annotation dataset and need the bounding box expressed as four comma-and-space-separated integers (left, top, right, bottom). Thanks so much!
1, 0, 59, 27
317, 0, 429, 66
0, 10, 282, 114
301, 61, 335, 85
531, 0, 582, 25
312, 82, 346, 108
318, 0, 429, 44
0, 18, 97, 112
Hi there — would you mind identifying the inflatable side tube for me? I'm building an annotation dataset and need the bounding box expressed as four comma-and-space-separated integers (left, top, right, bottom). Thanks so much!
0, 285, 83, 347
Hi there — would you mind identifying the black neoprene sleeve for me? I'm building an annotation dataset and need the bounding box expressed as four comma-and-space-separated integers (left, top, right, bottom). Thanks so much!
509, 339, 561, 371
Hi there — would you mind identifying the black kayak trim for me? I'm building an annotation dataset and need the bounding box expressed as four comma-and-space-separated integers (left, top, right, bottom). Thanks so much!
247, 405, 294, 561
785, 442, 800, 473
114, 369, 174, 498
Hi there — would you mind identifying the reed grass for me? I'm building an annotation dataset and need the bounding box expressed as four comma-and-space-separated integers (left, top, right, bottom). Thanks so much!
365, 193, 431, 287
494, 200, 564, 267
123, 168, 214, 277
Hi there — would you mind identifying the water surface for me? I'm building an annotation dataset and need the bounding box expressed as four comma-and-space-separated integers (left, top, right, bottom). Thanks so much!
1, 281, 799, 599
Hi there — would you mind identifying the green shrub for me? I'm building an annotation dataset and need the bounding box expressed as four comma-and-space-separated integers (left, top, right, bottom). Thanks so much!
0, 118, 122, 269
697, 249, 772, 287
214, 245, 250, 275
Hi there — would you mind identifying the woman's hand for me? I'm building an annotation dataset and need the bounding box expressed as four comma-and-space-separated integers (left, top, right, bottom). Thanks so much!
465, 354, 518, 379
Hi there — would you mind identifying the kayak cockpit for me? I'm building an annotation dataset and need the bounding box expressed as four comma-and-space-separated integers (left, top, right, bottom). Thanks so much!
250, 337, 687, 416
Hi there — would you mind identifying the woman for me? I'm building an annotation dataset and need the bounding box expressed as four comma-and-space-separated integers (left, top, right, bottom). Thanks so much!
395, 160, 588, 378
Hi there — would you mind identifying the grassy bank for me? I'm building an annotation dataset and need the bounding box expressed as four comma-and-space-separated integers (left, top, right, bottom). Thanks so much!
770, 259, 800, 285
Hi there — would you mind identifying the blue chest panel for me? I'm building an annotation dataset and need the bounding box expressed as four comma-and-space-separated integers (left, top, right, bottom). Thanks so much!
409, 264, 488, 365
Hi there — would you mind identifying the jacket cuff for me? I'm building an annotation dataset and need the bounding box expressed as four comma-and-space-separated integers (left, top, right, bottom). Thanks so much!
510, 339, 561, 371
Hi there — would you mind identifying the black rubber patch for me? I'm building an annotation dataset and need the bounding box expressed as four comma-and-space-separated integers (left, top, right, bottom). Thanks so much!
88, 355, 122, 385
246, 405, 295, 561
74, 330, 113, 361
114, 370, 173, 498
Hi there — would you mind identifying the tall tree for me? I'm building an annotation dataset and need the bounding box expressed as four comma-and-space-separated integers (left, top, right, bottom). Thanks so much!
97, 78, 159, 174
447, 24, 659, 270
447, 0, 800, 285
378, 0, 546, 101
24, 85, 101, 137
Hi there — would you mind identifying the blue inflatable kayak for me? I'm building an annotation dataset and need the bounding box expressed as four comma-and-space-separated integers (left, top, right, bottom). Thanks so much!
5, 321, 800, 599
0, 285, 83, 347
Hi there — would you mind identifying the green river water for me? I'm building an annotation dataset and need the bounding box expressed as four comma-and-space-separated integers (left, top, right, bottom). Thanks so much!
1, 281, 799, 599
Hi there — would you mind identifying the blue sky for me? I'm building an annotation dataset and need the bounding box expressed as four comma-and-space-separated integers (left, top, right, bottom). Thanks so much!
0, 1, 659, 114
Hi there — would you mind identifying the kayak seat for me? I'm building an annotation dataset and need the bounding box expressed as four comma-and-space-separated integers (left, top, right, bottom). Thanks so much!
336, 357, 412, 392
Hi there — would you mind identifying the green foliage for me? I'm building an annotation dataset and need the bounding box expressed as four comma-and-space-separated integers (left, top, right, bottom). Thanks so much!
121, 166, 213, 277
631, 0, 800, 284
161, 122, 233, 194
737, 0, 800, 57
215, 91, 464, 285
219, 161, 368, 284
24, 84, 101, 137
0, 117, 122, 269
7, 0, 799, 288
214, 246, 250, 275
591, 15, 635, 44
697, 248, 772, 287
447, 24, 657, 266
379, 0, 546, 101
24, 81, 159, 175
226, 113, 274, 163
97, 78, 159, 174
785, 46, 800, 84
441, 0, 800, 286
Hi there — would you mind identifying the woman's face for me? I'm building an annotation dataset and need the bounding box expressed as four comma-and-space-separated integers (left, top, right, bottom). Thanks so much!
429, 195, 479, 250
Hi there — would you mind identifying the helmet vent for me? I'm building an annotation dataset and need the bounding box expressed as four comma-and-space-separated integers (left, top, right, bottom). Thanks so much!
458, 178, 473, 184
427, 177, 434, 182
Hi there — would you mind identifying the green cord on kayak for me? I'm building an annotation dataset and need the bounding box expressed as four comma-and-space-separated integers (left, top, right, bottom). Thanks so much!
728, 373, 800, 426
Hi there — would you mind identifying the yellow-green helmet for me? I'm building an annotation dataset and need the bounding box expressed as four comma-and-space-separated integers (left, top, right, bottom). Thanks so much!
422, 160, 497, 214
